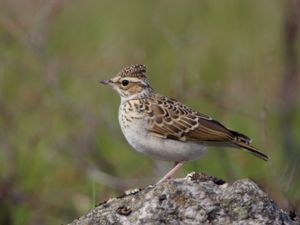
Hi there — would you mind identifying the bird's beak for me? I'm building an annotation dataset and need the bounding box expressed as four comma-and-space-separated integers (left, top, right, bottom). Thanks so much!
100, 79, 112, 85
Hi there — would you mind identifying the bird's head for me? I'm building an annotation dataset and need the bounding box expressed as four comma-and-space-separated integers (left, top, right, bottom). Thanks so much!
101, 64, 154, 100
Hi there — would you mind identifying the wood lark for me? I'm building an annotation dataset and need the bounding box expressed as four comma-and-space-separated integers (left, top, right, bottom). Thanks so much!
101, 64, 269, 184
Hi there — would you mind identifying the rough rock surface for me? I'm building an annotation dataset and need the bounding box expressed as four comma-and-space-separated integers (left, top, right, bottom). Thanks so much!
69, 172, 299, 225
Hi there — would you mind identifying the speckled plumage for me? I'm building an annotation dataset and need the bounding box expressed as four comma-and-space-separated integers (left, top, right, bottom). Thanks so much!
101, 64, 269, 183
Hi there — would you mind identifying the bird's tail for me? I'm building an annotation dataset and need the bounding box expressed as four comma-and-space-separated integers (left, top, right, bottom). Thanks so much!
231, 131, 269, 161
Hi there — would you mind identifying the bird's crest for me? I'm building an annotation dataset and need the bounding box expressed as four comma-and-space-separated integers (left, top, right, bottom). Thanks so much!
117, 64, 147, 79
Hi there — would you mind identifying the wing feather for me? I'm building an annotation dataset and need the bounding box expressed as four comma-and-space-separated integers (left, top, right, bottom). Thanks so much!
145, 95, 269, 161
147, 96, 235, 143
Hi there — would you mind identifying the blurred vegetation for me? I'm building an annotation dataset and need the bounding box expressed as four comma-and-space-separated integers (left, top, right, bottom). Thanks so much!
0, 0, 299, 224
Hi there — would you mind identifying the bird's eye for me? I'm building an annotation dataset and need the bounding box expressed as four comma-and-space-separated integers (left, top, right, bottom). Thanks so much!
122, 80, 129, 86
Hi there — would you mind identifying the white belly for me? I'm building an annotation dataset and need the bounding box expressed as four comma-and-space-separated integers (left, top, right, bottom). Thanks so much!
119, 111, 207, 162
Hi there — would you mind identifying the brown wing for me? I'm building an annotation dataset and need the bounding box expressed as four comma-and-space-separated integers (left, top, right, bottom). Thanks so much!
147, 96, 236, 143
146, 95, 269, 161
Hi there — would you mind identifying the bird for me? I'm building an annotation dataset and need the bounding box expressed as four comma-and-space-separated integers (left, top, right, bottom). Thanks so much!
100, 64, 269, 184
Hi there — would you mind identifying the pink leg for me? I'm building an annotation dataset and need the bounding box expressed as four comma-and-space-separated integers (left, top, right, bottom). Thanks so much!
156, 162, 184, 184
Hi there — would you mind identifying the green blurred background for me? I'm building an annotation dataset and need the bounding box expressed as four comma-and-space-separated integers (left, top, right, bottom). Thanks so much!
0, 0, 299, 224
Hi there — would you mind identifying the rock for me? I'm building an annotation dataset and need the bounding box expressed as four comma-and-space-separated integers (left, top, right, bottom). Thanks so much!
68, 172, 299, 225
